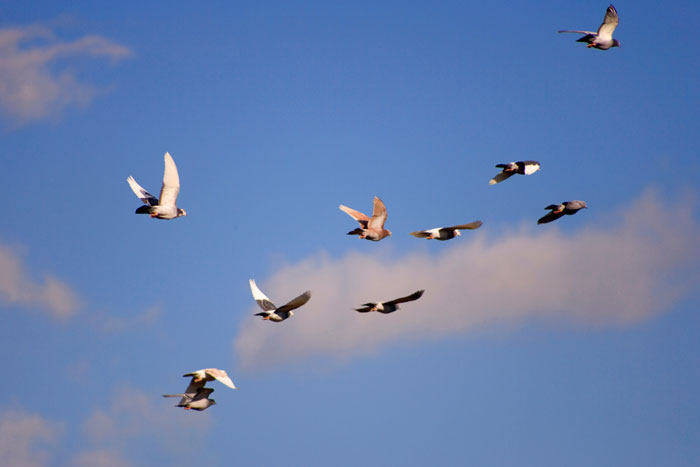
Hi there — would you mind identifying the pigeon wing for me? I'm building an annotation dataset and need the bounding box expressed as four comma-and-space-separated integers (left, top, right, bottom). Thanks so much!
249, 279, 277, 311
355, 303, 376, 313
409, 230, 432, 238
126, 176, 158, 206
158, 152, 181, 208
597, 4, 619, 40
276, 291, 312, 314
538, 211, 565, 224
489, 171, 515, 185
368, 196, 388, 230
205, 369, 237, 389
557, 29, 597, 35
386, 290, 425, 306
446, 221, 483, 230
339, 204, 370, 228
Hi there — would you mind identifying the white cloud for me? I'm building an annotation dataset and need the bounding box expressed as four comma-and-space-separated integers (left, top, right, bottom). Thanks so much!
0, 409, 62, 467
0, 24, 131, 124
234, 189, 700, 368
0, 242, 82, 319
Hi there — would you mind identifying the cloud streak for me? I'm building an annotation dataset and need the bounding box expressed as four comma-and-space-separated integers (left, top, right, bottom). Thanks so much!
234, 189, 700, 369
0, 24, 131, 123
0, 409, 62, 467
0, 242, 82, 319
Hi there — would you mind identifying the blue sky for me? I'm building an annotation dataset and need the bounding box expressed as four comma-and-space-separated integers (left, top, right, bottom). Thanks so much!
1, 1, 699, 466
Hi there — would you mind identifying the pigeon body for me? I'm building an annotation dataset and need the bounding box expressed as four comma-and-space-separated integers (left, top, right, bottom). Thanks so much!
339, 196, 391, 241
410, 221, 482, 241
162, 368, 236, 410
126, 152, 186, 219
355, 290, 425, 314
249, 279, 311, 322
489, 161, 540, 185
558, 4, 620, 50
538, 200, 588, 224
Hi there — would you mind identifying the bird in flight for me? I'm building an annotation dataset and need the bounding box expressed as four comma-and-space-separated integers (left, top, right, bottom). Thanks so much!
127, 152, 187, 220
558, 4, 620, 50
339, 196, 392, 241
410, 221, 482, 241
249, 279, 311, 322
355, 290, 425, 314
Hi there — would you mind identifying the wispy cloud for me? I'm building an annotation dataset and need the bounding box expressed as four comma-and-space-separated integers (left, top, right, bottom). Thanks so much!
0, 242, 82, 319
82, 385, 212, 453
71, 449, 133, 467
0, 409, 62, 467
0, 24, 131, 124
234, 189, 700, 369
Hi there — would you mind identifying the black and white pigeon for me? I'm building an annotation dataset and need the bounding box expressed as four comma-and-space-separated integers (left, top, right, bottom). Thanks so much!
162, 368, 236, 410
558, 4, 620, 50
489, 161, 540, 185
126, 152, 187, 219
410, 221, 482, 241
537, 200, 588, 224
249, 279, 311, 322
355, 290, 425, 314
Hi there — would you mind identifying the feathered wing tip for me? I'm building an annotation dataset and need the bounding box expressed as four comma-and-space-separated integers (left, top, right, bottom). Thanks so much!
489, 172, 514, 185
409, 231, 431, 238
249, 279, 276, 311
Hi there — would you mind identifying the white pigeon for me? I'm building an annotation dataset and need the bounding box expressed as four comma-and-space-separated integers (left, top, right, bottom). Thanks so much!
558, 4, 620, 50
126, 152, 187, 219
249, 279, 311, 322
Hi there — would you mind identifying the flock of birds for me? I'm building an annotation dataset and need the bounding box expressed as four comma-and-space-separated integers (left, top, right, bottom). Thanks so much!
125, 5, 620, 411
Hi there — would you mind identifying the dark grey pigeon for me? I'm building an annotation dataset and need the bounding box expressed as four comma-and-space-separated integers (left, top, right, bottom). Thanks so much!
558, 4, 620, 50
162, 368, 236, 410
163, 387, 216, 411
538, 200, 588, 224
489, 161, 540, 185
355, 290, 425, 314
249, 279, 311, 322
410, 221, 482, 241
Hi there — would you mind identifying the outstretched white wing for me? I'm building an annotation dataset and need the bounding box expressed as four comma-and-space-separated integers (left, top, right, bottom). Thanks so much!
126, 176, 158, 206
158, 152, 181, 208
249, 279, 276, 311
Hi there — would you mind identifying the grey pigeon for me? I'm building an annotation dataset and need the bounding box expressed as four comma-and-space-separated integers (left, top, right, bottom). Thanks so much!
538, 200, 588, 224
163, 368, 236, 410
558, 4, 620, 50
489, 161, 540, 185
339, 196, 392, 241
355, 290, 425, 314
163, 387, 216, 411
410, 221, 482, 241
249, 279, 311, 322
126, 152, 187, 219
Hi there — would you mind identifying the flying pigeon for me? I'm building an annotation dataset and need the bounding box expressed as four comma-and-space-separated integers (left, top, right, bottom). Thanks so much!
249, 279, 311, 322
339, 196, 392, 241
489, 161, 540, 185
355, 290, 425, 314
162, 368, 237, 410
537, 200, 588, 224
126, 152, 187, 219
163, 387, 216, 411
410, 221, 482, 241
558, 4, 620, 50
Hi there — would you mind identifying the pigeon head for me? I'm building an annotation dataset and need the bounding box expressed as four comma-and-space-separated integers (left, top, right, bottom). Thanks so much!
178, 208, 187, 217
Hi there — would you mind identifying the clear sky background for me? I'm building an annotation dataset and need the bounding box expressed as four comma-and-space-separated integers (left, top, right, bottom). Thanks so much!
1, 1, 699, 466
